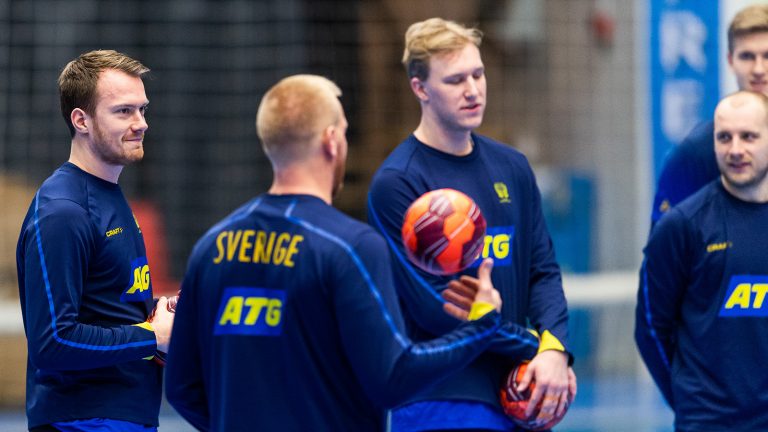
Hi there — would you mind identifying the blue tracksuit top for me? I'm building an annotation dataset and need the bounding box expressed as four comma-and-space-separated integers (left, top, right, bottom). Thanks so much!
16, 162, 161, 428
651, 120, 719, 225
636, 180, 768, 431
164, 194, 502, 432
367, 134, 569, 417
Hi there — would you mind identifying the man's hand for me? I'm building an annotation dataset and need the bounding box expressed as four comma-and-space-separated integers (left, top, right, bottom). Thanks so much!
150, 296, 175, 353
516, 350, 575, 421
441, 258, 501, 320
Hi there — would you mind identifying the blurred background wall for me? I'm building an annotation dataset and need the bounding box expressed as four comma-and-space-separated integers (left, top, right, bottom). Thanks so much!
0, 0, 650, 293
0, 0, 653, 409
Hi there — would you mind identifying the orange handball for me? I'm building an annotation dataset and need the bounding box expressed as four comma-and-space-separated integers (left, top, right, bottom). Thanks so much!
500, 362, 569, 431
401, 188, 486, 275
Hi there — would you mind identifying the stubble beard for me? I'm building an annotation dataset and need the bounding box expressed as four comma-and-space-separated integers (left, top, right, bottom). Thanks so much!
91, 119, 144, 166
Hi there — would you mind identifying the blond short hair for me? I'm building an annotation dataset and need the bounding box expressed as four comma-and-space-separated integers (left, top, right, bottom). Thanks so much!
728, 4, 768, 53
402, 18, 482, 80
58, 50, 149, 137
256, 75, 342, 166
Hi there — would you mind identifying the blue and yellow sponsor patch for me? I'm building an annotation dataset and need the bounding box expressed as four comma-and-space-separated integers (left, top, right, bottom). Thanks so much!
473, 225, 514, 267
719, 275, 768, 317
214, 287, 285, 336
121, 257, 152, 302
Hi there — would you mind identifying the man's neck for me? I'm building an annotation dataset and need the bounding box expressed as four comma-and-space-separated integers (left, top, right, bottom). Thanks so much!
413, 122, 473, 156
68, 142, 122, 184
269, 166, 332, 204
721, 177, 768, 204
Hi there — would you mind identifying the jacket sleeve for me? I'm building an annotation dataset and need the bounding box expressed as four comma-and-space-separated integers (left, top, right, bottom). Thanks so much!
20, 196, 156, 371
635, 209, 692, 407
525, 171, 570, 359
335, 230, 502, 408
367, 171, 538, 363
165, 261, 210, 432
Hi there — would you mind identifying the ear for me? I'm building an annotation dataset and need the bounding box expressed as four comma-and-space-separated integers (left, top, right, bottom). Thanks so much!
70, 108, 90, 135
410, 77, 429, 102
727, 51, 734, 69
321, 125, 338, 159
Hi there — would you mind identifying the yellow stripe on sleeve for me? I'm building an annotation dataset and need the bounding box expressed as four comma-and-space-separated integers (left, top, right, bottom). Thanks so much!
467, 301, 496, 321
133, 321, 154, 332
537, 329, 566, 354
133, 321, 156, 360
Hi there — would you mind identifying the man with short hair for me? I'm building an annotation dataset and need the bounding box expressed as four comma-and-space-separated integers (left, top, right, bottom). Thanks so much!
368, 18, 575, 431
17, 50, 174, 432
164, 74, 507, 432
636, 90, 768, 429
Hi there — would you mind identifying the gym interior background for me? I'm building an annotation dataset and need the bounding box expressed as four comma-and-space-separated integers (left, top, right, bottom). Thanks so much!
0, 0, 750, 429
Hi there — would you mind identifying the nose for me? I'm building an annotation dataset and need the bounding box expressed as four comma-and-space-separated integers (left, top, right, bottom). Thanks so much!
754, 57, 766, 76
464, 77, 479, 99
729, 138, 745, 158
133, 111, 148, 132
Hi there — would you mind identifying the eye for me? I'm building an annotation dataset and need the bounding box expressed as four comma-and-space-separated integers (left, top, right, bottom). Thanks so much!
715, 131, 732, 142
741, 132, 758, 141
139, 105, 148, 115
738, 51, 755, 61
473, 70, 484, 80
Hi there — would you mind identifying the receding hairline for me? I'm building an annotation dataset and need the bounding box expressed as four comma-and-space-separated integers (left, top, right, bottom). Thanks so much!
715, 90, 768, 124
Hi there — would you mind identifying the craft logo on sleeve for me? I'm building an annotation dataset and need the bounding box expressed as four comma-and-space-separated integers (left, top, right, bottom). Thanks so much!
215, 287, 286, 336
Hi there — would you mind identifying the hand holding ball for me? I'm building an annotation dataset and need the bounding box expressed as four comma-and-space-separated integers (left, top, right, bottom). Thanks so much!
500, 362, 570, 430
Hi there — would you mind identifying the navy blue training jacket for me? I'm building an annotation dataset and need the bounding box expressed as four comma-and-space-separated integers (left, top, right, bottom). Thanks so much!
165, 194, 502, 431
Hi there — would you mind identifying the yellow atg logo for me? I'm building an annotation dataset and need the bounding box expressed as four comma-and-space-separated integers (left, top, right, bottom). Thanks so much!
126, 265, 150, 294
121, 257, 152, 301
494, 182, 511, 203
720, 275, 768, 317
215, 287, 286, 336
219, 296, 282, 327
481, 233, 511, 260
478, 226, 515, 266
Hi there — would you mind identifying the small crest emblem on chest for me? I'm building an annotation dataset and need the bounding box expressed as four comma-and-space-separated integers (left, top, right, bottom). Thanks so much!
494, 182, 511, 203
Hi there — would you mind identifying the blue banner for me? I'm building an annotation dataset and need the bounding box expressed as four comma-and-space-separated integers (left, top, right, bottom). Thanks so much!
650, 1, 720, 180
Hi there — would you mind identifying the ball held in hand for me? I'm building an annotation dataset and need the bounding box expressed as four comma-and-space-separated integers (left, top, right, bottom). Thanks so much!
499, 362, 569, 431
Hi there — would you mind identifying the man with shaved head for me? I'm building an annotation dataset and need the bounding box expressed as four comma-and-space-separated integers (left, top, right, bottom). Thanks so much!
636, 91, 768, 430
164, 74, 508, 431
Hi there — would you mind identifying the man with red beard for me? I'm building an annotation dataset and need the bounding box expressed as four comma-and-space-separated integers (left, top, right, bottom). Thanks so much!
16, 50, 174, 432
